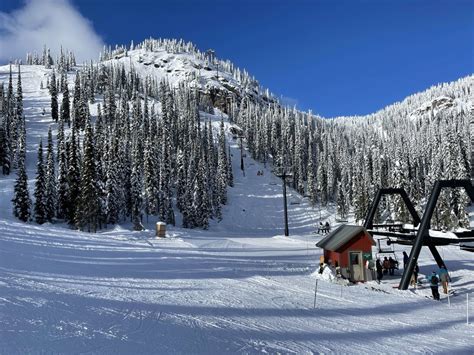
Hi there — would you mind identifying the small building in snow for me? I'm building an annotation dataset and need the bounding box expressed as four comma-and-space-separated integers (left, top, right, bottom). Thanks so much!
316, 224, 375, 282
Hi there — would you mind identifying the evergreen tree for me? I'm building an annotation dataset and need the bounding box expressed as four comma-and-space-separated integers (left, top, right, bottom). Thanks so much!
0, 115, 9, 175
143, 138, 159, 219
72, 72, 83, 129
130, 141, 143, 230
50, 70, 59, 122
56, 120, 69, 219
66, 127, 81, 225
44, 127, 56, 222
60, 80, 70, 126
12, 142, 30, 222
77, 121, 100, 232
227, 146, 234, 187
104, 136, 120, 225
34, 139, 47, 224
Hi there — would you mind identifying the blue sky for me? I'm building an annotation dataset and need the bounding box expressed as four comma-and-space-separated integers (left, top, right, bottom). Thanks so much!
1, 0, 473, 117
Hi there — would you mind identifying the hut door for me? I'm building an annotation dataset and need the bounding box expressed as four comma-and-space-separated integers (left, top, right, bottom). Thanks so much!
349, 252, 364, 281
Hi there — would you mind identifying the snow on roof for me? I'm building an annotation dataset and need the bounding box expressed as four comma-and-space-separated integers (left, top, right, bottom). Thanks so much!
316, 224, 374, 251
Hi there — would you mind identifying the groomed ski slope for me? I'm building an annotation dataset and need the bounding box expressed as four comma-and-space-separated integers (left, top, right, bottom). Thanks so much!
1, 65, 474, 354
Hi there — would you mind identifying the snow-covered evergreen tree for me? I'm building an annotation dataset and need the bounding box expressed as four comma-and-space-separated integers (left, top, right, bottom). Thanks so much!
76, 120, 100, 232
50, 70, 58, 122
34, 139, 47, 224
12, 139, 30, 222
44, 127, 56, 222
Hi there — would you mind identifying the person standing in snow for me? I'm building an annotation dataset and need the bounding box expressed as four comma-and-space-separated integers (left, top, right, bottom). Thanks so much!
428, 271, 440, 300
403, 251, 409, 269
438, 265, 450, 294
388, 257, 396, 276
383, 257, 390, 275
376, 258, 383, 283
410, 263, 419, 288
335, 261, 342, 280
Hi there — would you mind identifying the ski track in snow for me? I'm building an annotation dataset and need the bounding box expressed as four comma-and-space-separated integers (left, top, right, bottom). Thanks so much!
1, 65, 474, 354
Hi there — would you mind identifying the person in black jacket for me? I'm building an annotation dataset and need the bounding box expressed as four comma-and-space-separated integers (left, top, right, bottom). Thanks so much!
403, 251, 409, 269
428, 271, 440, 300
410, 263, 419, 288
376, 258, 383, 283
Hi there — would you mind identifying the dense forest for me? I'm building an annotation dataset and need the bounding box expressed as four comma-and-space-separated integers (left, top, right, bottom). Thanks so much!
0, 38, 472, 232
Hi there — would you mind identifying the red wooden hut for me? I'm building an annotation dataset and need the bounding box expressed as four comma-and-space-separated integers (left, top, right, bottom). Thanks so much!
316, 225, 375, 282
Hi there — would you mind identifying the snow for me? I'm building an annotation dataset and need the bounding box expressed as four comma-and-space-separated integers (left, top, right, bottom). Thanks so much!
1, 64, 474, 354
104, 48, 262, 102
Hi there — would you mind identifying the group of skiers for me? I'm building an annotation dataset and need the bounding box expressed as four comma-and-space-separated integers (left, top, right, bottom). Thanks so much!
376, 251, 451, 300
375, 256, 399, 281
317, 222, 331, 235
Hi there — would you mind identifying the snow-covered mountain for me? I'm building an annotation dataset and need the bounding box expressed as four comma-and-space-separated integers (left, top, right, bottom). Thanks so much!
100, 38, 276, 112
1, 38, 474, 353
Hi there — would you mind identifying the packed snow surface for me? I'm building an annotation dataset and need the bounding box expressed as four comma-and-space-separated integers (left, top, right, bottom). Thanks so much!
1, 65, 474, 354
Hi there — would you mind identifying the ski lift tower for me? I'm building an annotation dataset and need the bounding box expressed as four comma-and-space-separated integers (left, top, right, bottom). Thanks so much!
274, 167, 293, 236
236, 134, 245, 176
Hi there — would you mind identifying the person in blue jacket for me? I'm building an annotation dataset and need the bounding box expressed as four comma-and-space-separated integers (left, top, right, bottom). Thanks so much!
438, 265, 450, 294
428, 271, 440, 300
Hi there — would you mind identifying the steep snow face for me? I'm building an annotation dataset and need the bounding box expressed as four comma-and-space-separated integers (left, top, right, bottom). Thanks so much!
410, 96, 456, 118
409, 95, 472, 120
103, 47, 272, 106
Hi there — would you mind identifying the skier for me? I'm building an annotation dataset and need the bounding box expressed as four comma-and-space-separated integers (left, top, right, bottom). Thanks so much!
366, 258, 376, 281
410, 263, 419, 288
438, 265, 450, 294
324, 221, 330, 233
317, 222, 323, 234
335, 261, 342, 280
383, 257, 390, 275
403, 251, 409, 269
428, 271, 440, 300
376, 258, 383, 283
388, 256, 396, 276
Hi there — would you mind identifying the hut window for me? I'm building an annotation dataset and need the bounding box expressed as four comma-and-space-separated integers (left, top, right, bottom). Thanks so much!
351, 253, 359, 265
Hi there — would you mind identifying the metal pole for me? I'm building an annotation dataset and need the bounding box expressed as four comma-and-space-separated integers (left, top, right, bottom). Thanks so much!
282, 172, 289, 236
239, 136, 244, 175
447, 284, 451, 307
318, 189, 322, 222
313, 279, 318, 308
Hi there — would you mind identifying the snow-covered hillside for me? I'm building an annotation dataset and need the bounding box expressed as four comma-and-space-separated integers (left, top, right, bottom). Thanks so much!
1, 64, 474, 354
100, 39, 276, 113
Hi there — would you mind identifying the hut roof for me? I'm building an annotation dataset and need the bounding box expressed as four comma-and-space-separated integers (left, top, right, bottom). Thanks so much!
316, 224, 375, 252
